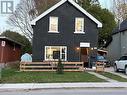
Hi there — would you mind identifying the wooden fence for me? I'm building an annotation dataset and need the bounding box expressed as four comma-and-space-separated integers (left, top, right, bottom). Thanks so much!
20, 61, 84, 72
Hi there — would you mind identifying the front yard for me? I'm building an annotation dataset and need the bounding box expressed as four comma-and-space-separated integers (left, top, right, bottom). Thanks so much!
1, 68, 106, 83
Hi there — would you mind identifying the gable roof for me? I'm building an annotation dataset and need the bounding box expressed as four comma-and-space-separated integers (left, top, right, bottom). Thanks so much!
112, 19, 127, 35
112, 27, 119, 35
105, 19, 127, 47
31, 0, 102, 27
119, 19, 127, 32
0, 36, 23, 46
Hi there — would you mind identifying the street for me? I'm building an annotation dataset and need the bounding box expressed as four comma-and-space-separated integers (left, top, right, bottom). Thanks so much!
0, 88, 127, 95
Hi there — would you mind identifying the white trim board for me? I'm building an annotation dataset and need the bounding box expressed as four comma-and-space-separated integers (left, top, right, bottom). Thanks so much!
31, 0, 102, 28
80, 42, 90, 47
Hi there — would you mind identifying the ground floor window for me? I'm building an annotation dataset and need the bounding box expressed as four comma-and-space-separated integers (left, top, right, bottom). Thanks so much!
45, 46, 67, 61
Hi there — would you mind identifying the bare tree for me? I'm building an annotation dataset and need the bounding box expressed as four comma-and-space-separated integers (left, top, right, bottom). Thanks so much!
112, 0, 127, 22
34, 0, 60, 15
7, 0, 37, 40
7, 0, 60, 41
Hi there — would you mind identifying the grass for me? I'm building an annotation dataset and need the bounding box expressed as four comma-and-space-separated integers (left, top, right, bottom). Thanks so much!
0, 68, 106, 83
100, 72, 127, 82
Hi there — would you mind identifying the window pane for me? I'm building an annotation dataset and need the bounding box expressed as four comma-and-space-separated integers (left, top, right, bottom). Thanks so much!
124, 56, 127, 60
62, 54, 65, 59
62, 48, 66, 53
120, 56, 127, 60
53, 51, 60, 59
46, 47, 52, 60
75, 18, 84, 32
49, 17, 58, 32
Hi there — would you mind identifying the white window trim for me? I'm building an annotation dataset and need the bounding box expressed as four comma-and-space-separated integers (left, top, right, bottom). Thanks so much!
44, 46, 67, 61
74, 17, 85, 34
74, 31, 85, 34
48, 31, 59, 33
49, 17, 59, 33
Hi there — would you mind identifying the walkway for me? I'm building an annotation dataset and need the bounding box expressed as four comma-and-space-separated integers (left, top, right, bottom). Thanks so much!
88, 72, 118, 82
105, 67, 127, 79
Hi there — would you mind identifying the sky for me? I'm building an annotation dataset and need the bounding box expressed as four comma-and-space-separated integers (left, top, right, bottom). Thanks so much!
99, 0, 112, 9
0, 0, 112, 33
0, 0, 20, 33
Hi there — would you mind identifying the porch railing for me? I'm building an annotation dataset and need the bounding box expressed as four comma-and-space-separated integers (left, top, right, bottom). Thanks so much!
20, 61, 84, 72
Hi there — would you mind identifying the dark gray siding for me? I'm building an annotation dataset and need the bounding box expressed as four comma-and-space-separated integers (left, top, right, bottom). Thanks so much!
32, 1, 98, 62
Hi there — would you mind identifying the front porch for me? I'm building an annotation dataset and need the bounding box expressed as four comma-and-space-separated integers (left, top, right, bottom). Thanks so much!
28, 41, 98, 72
43, 43, 97, 68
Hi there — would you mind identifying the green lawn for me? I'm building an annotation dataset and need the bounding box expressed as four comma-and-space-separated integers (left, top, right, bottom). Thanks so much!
0, 69, 106, 83
100, 72, 127, 82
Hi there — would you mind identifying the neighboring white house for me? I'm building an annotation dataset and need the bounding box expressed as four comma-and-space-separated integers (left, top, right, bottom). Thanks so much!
106, 19, 127, 62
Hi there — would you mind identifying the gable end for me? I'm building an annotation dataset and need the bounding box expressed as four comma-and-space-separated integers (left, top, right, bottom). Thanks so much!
31, 0, 102, 28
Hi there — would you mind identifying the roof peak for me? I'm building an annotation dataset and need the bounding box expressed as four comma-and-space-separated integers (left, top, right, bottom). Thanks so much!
31, 0, 102, 27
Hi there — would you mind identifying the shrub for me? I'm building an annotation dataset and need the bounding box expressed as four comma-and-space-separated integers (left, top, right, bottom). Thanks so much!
56, 59, 64, 74
6, 61, 20, 70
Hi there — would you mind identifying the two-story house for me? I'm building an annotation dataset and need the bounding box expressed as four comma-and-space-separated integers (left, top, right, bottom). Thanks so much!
31, 0, 102, 67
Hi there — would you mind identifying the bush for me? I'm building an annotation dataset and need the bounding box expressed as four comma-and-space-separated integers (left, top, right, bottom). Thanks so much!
56, 59, 64, 74
6, 61, 20, 70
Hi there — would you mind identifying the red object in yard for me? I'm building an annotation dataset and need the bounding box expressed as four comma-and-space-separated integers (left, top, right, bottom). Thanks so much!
0, 36, 22, 63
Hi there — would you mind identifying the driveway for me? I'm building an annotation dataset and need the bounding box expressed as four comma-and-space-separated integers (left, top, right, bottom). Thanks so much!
105, 67, 127, 79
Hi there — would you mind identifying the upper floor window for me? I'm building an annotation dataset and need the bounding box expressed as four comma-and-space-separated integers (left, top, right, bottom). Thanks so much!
49, 17, 59, 33
74, 17, 85, 34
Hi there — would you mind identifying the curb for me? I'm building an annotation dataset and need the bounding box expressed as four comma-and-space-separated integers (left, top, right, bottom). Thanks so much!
0, 82, 127, 90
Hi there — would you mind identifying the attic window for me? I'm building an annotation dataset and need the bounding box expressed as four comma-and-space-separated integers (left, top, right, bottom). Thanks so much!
49, 17, 59, 33
74, 17, 85, 34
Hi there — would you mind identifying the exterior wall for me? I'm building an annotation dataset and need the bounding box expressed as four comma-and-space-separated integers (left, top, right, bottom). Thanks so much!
107, 34, 120, 62
121, 31, 127, 55
107, 31, 127, 62
32, 2, 98, 62
0, 40, 21, 63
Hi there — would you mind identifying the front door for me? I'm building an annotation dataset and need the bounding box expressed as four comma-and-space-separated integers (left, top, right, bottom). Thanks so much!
80, 48, 89, 67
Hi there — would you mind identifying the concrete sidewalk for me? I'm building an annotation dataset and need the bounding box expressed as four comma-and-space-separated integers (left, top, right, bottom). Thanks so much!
1, 82, 127, 90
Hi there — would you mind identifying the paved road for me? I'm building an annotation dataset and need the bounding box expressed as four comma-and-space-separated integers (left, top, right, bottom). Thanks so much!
0, 88, 127, 95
